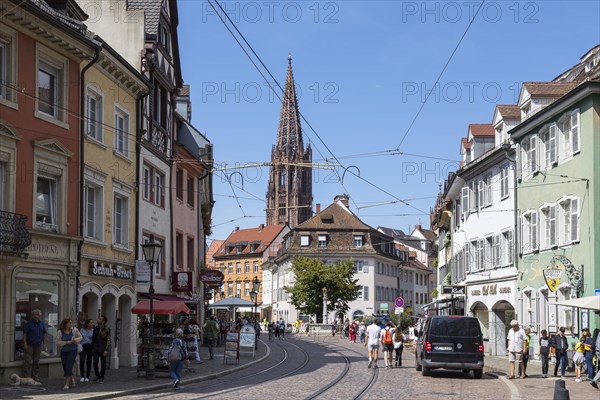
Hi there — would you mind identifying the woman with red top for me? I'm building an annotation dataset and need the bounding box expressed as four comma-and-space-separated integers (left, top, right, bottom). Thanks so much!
349, 322, 356, 343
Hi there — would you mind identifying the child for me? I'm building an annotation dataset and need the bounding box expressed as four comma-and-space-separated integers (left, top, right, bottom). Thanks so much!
573, 337, 586, 382
539, 329, 550, 378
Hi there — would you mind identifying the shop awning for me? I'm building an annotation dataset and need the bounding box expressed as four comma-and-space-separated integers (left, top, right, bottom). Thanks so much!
554, 295, 600, 311
131, 300, 190, 315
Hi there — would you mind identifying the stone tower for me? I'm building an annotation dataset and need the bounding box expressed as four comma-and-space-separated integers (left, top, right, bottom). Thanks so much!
266, 56, 313, 228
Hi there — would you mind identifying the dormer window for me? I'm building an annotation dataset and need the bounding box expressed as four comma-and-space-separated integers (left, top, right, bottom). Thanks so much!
317, 235, 327, 248
320, 214, 333, 224
159, 23, 170, 53
300, 235, 310, 246
354, 235, 363, 248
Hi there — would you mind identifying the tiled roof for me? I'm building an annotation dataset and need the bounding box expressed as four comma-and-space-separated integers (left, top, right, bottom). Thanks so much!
523, 82, 578, 98
416, 226, 437, 242
214, 224, 286, 258
377, 227, 407, 240
469, 124, 495, 137
403, 258, 431, 272
206, 240, 224, 268
461, 137, 471, 150
127, 0, 162, 33
496, 105, 521, 120
179, 84, 190, 96
297, 202, 371, 231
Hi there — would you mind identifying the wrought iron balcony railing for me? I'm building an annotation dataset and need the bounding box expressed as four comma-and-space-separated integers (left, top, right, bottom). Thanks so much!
141, 121, 169, 154
0, 211, 32, 256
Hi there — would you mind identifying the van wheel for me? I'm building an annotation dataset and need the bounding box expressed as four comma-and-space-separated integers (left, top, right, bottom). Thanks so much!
422, 365, 430, 376
415, 355, 422, 371
473, 369, 483, 379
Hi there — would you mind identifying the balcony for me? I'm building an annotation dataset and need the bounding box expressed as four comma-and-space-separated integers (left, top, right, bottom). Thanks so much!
0, 211, 32, 257
142, 121, 169, 154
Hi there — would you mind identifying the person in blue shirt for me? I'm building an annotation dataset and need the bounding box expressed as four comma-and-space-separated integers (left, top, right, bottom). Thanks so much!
582, 328, 595, 380
22, 309, 46, 382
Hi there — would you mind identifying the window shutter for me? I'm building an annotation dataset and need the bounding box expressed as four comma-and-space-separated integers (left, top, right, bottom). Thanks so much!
461, 186, 469, 217
478, 180, 484, 209
531, 211, 538, 250
364, 285, 369, 301
570, 198, 579, 242
530, 136, 538, 173
520, 214, 527, 253
549, 124, 557, 164
549, 205, 556, 247
571, 111, 580, 154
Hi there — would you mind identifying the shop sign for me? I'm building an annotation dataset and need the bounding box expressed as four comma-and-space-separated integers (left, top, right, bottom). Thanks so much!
442, 285, 465, 295
199, 269, 225, 284
482, 284, 497, 295
499, 287, 511, 294
380, 303, 388, 311
471, 290, 481, 296
173, 271, 193, 292
89, 261, 132, 280
543, 268, 562, 292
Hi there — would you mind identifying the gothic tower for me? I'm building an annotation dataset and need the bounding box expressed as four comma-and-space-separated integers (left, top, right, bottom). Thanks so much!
266, 56, 313, 228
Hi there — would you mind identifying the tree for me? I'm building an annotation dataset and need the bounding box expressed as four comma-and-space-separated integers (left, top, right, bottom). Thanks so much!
284, 257, 359, 319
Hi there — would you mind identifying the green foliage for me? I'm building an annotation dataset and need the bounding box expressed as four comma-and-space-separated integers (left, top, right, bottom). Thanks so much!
389, 312, 414, 331
443, 272, 452, 285
432, 258, 439, 269
201, 203, 213, 236
431, 287, 439, 299
284, 257, 359, 318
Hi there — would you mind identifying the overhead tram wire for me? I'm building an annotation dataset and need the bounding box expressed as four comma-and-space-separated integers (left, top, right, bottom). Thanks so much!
395, 0, 486, 151
208, 0, 427, 215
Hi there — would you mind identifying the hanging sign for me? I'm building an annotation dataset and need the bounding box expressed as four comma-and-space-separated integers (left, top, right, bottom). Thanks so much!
543, 268, 562, 292
172, 271, 193, 292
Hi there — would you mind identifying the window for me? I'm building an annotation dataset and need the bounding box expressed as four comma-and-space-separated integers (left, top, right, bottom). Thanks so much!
354, 260, 366, 273
36, 175, 57, 230
559, 197, 579, 244
476, 239, 484, 271
187, 237, 194, 269
280, 169, 286, 189
540, 204, 557, 249
176, 232, 183, 269
143, 164, 165, 207
227, 283, 233, 296
559, 110, 580, 159
114, 107, 129, 157
38, 61, 59, 118
278, 203, 285, 217
0, 26, 17, 104
244, 262, 250, 273
502, 230, 514, 266
500, 167, 509, 199
253, 261, 259, 273
236, 283, 241, 297
176, 169, 183, 200
154, 171, 164, 206
154, 83, 168, 129
244, 282, 250, 296
461, 186, 469, 218
143, 166, 151, 200
318, 235, 327, 248
522, 210, 538, 253
492, 235, 500, 268
86, 87, 103, 141
142, 235, 164, 276
227, 263, 233, 274
478, 180, 485, 209
354, 235, 363, 247
469, 180, 478, 213
484, 175, 492, 206
84, 184, 103, 240
236, 263, 241, 274
113, 194, 129, 246
187, 177, 194, 207
541, 124, 558, 168
159, 23, 170, 53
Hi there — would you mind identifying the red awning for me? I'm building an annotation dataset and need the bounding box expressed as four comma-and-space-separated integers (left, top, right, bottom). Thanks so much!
131, 300, 190, 315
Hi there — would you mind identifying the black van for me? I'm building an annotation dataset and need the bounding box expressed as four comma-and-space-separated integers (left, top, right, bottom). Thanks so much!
415, 316, 485, 378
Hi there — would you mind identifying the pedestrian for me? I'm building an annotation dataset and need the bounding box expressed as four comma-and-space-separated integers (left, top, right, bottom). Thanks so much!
393, 328, 405, 367
538, 329, 550, 378
573, 336, 586, 382
518, 327, 531, 377
279, 319, 286, 339
79, 319, 95, 382
168, 328, 188, 389
380, 321, 395, 368
506, 319, 527, 379
365, 319, 382, 369
359, 322, 366, 344
203, 316, 219, 360
220, 319, 227, 345
55, 318, 82, 390
551, 327, 569, 378
582, 327, 595, 381
22, 309, 46, 382
305, 320, 310, 336
91, 315, 111, 383
590, 329, 600, 389
349, 322, 356, 343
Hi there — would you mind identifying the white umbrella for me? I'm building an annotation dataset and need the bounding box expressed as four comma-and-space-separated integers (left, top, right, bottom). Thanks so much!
208, 296, 256, 308
554, 295, 600, 311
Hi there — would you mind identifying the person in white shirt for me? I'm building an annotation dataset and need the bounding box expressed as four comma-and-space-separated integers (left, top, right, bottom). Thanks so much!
365, 319, 382, 369
506, 320, 527, 379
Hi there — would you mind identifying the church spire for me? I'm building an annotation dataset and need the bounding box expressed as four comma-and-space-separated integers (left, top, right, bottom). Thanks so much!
266, 56, 313, 228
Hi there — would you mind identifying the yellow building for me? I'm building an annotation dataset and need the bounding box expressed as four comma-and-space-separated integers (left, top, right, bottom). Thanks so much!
78, 38, 149, 369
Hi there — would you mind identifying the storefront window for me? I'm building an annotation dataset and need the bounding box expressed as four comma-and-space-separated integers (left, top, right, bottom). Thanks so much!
15, 278, 60, 360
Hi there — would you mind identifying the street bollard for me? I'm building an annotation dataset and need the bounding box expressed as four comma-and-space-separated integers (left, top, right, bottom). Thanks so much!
552, 379, 570, 400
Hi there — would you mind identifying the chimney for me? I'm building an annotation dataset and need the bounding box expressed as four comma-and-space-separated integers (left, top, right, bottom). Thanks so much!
316, 204, 321, 214
259, 224, 264, 231
334, 194, 350, 207
234, 227, 239, 231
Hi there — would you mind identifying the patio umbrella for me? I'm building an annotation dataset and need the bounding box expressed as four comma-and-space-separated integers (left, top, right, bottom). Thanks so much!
208, 296, 256, 308
554, 295, 600, 311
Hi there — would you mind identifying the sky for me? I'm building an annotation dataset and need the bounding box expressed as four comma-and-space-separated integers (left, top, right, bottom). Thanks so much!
177, 0, 600, 243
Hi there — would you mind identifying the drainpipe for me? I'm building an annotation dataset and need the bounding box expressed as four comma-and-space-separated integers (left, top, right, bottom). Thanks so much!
503, 143, 519, 319
77, 44, 101, 320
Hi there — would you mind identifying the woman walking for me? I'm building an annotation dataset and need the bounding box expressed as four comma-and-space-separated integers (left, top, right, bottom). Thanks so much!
393, 328, 405, 367
55, 318, 82, 390
79, 319, 94, 382
168, 329, 188, 389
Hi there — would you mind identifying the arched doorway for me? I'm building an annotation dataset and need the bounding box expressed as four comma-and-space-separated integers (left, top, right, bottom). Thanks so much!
352, 310, 365, 321
118, 294, 134, 367
470, 301, 489, 350
490, 300, 515, 356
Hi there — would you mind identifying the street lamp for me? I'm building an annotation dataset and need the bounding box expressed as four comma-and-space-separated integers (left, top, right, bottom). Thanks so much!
250, 276, 260, 350
141, 239, 162, 380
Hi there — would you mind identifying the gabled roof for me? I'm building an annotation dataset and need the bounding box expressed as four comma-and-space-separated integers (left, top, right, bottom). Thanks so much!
206, 240, 224, 267
296, 202, 371, 231
468, 124, 495, 137
403, 258, 432, 273
522, 82, 578, 98
496, 105, 521, 120
215, 224, 286, 258
415, 226, 437, 242
461, 137, 471, 150
127, 0, 162, 34
377, 226, 407, 241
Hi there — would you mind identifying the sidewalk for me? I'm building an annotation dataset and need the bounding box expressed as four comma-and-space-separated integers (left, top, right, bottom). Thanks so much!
0, 343, 269, 400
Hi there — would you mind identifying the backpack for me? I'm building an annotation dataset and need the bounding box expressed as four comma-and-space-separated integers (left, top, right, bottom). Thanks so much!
168, 339, 182, 362
382, 328, 393, 345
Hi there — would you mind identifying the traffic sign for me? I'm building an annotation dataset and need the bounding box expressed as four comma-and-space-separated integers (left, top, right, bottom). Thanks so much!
395, 297, 404, 307
395, 307, 404, 315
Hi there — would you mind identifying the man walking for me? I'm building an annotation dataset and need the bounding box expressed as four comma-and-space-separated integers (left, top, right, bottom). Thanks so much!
506, 320, 527, 379
22, 309, 46, 382
365, 319, 382, 369
551, 327, 569, 378
582, 327, 595, 381
92, 315, 111, 383
203, 316, 219, 360
380, 322, 396, 368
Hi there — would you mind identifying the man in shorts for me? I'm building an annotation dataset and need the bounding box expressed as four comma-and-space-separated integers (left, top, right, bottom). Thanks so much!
365, 319, 382, 369
506, 319, 527, 379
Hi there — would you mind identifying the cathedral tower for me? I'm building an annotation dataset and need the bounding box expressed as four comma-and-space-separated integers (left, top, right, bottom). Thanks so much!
266, 56, 313, 228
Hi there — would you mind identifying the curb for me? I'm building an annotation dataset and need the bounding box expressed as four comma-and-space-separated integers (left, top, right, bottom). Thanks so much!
65, 342, 272, 400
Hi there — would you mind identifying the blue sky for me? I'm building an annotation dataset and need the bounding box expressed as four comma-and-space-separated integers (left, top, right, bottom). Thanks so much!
177, 0, 600, 243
